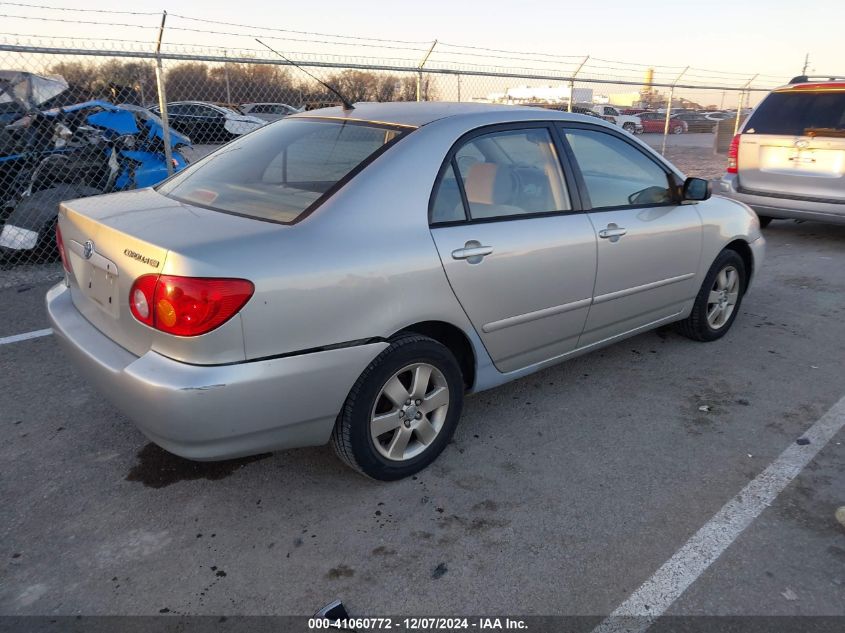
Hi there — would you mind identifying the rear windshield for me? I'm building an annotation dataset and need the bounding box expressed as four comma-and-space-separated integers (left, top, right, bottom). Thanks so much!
747, 91, 845, 136
158, 118, 407, 223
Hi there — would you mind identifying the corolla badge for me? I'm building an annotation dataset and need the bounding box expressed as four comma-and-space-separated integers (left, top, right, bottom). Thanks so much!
83, 240, 95, 259
123, 248, 160, 268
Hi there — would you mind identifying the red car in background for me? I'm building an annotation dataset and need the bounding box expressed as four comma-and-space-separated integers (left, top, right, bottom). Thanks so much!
637, 111, 688, 134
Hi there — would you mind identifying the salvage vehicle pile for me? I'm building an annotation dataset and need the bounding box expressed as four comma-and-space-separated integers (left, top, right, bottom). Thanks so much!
0, 71, 190, 262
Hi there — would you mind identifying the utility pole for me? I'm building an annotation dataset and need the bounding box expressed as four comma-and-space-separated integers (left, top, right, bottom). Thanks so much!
153, 11, 174, 176
802, 53, 810, 75
416, 40, 437, 102
661, 66, 688, 155
733, 74, 757, 136
568, 55, 589, 113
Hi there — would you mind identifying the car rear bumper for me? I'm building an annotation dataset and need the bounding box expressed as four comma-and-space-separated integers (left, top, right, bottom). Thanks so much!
46, 282, 386, 460
717, 174, 845, 224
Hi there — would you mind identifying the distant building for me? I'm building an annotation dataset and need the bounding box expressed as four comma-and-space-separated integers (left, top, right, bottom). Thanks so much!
478, 84, 594, 106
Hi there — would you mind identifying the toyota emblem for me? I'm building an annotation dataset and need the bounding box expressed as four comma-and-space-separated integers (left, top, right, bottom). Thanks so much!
83, 240, 95, 259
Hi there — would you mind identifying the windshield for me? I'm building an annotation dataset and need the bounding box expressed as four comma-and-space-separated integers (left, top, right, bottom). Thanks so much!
158, 118, 407, 223
747, 90, 845, 136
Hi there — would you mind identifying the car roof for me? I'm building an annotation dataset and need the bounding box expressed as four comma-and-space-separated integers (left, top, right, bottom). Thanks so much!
777, 76, 845, 92
290, 101, 589, 128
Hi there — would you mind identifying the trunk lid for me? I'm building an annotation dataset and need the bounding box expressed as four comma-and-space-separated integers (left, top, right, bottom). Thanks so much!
59, 187, 275, 359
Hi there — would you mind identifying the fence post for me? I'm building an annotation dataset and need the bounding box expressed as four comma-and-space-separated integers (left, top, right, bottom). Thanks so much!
733, 74, 757, 136
223, 48, 231, 105
416, 40, 437, 102
568, 55, 589, 112
457, 73, 461, 102
153, 11, 174, 177
661, 66, 688, 155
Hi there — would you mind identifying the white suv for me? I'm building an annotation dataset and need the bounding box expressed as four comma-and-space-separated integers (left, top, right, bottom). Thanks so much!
591, 105, 643, 134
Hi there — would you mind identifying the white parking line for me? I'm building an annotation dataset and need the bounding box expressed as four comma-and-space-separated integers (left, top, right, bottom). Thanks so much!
0, 328, 53, 346
592, 394, 845, 633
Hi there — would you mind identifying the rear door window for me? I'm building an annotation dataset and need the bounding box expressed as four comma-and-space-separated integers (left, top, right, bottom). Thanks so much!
449, 128, 571, 220
158, 119, 407, 223
747, 91, 845, 136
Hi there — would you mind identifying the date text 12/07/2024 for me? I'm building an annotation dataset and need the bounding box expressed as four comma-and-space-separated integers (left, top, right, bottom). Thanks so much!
308, 617, 529, 630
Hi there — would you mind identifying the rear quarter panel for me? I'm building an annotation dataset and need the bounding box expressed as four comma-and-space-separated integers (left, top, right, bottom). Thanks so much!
228, 116, 492, 362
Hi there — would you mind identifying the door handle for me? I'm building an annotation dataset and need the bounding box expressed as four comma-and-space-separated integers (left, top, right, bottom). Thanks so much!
598, 224, 627, 242
451, 241, 493, 263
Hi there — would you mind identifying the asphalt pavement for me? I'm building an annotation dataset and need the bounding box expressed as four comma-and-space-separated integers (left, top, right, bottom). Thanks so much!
1, 219, 843, 619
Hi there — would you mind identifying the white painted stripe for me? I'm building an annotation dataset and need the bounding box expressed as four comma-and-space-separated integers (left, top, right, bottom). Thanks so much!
592, 394, 845, 633
0, 328, 53, 345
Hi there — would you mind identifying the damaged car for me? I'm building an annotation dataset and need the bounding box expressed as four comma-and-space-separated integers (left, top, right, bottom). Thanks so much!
150, 101, 266, 143
0, 71, 190, 259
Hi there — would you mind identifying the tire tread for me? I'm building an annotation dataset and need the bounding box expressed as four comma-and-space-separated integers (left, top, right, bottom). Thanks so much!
330, 334, 433, 478
675, 248, 746, 342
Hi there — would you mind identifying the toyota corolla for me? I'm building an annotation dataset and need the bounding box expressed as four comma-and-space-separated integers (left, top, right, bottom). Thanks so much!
47, 102, 765, 480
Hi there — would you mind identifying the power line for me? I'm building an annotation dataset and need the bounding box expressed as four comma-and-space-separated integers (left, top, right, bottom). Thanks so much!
0, 13, 157, 29
588, 56, 687, 70
166, 13, 432, 45
0, 1, 159, 15
438, 41, 583, 60
0, 2, 795, 86
0, 13, 434, 52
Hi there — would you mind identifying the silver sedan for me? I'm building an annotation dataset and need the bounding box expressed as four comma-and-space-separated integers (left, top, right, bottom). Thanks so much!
47, 102, 765, 480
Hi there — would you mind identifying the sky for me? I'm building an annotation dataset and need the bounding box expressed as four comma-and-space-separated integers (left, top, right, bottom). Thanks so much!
2, 0, 842, 107
4, 0, 840, 76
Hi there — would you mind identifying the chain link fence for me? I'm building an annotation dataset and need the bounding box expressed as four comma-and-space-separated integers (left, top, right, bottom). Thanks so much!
0, 30, 784, 270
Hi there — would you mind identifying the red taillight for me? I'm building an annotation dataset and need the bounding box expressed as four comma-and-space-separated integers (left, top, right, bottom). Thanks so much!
727, 134, 741, 174
56, 223, 70, 273
129, 274, 254, 336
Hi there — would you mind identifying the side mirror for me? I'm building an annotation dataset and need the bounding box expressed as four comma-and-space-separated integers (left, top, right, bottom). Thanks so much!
683, 177, 711, 201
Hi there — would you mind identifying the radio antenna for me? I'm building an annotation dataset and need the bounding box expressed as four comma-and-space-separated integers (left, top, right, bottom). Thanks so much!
255, 38, 355, 111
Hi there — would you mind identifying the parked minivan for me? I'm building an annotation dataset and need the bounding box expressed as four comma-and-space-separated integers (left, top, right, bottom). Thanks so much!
717, 75, 845, 227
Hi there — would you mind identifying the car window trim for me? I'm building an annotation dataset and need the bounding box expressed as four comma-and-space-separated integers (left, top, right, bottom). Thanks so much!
428, 121, 584, 227
556, 122, 683, 212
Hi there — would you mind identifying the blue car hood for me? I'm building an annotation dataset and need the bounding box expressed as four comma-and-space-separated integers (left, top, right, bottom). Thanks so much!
43, 100, 191, 148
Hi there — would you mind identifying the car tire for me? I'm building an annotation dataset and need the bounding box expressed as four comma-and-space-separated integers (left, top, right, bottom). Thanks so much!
331, 334, 464, 481
673, 125, 685, 135
675, 249, 746, 342
758, 215, 773, 228
623, 122, 636, 133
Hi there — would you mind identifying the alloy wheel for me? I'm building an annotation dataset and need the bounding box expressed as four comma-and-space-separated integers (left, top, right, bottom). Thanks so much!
706, 265, 740, 329
370, 363, 450, 461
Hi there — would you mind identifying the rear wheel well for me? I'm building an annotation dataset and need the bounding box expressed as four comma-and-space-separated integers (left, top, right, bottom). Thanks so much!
725, 239, 754, 289
394, 321, 475, 390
